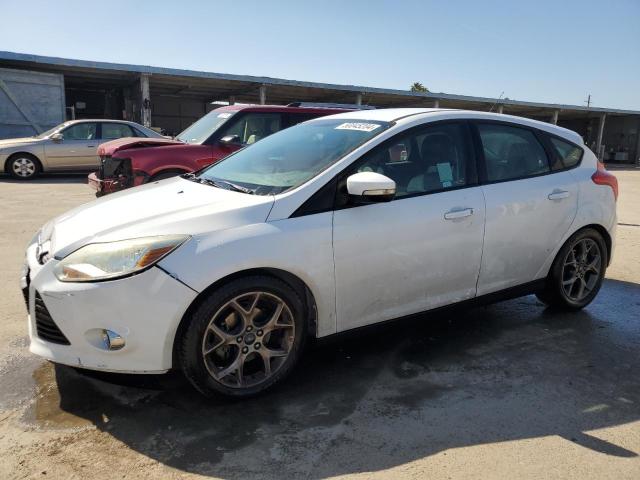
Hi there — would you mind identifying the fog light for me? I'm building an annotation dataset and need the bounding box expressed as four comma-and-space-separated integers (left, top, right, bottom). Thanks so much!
102, 329, 125, 351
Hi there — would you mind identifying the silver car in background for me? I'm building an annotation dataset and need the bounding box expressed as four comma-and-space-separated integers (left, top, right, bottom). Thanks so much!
0, 119, 163, 179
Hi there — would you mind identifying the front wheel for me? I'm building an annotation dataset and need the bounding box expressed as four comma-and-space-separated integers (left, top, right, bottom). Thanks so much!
179, 276, 308, 398
536, 228, 607, 310
7, 154, 41, 179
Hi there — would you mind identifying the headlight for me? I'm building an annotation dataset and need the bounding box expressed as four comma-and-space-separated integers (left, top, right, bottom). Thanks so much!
53, 235, 189, 282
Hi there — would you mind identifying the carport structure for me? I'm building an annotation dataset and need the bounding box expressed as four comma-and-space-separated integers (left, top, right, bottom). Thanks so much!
0, 50, 639, 164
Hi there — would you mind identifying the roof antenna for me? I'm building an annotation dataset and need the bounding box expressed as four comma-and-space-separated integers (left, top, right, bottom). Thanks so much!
489, 91, 504, 112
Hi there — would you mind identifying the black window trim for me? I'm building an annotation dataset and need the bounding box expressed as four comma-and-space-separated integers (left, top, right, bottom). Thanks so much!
293, 119, 478, 217
292, 117, 586, 218
470, 119, 584, 186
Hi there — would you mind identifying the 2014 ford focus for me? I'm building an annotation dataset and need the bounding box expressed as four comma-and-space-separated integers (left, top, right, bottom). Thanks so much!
22, 109, 618, 397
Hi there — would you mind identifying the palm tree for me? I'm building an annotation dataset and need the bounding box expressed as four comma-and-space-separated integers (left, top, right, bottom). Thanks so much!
410, 82, 429, 92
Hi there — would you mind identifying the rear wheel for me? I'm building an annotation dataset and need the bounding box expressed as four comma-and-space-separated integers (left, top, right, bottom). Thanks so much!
536, 228, 607, 310
7, 154, 41, 179
179, 276, 308, 398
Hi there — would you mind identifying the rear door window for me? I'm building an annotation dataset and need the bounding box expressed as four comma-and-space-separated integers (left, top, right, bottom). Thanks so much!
101, 123, 136, 140
476, 123, 550, 182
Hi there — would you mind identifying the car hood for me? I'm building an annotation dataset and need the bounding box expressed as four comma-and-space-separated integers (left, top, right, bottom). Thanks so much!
98, 137, 184, 156
0, 137, 42, 148
45, 177, 275, 258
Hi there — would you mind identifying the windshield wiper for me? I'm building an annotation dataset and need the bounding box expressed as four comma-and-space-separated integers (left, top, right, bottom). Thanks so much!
181, 172, 199, 182
181, 172, 254, 194
199, 178, 254, 194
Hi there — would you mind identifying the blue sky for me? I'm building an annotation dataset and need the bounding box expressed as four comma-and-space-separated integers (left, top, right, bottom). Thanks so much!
1, 0, 638, 109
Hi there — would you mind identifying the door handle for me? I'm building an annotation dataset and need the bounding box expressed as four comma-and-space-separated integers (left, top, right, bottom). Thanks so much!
87, 145, 96, 148
548, 190, 570, 200
444, 208, 474, 220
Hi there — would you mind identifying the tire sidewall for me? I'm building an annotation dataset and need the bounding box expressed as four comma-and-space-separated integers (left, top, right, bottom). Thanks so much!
179, 276, 308, 398
550, 228, 607, 309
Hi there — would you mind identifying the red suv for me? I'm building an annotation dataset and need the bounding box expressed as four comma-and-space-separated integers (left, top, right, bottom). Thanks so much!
88, 104, 350, 195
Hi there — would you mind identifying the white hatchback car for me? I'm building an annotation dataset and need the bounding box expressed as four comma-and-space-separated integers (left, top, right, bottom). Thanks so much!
22, 109, 618, 397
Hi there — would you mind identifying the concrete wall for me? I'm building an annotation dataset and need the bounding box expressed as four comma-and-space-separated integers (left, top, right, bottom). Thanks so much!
0, 67, 65, 138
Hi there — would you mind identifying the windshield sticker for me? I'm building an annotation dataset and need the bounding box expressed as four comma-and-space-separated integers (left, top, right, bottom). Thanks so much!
217, 113, 232, 118
335, 122, 381, 132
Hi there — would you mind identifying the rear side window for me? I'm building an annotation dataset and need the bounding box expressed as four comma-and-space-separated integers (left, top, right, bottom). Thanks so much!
548, 136, 583, 170
477, 123, 549, 182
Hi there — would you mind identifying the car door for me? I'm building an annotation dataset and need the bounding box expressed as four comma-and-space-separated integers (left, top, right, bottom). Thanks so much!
44, 122, 99, 169
332, 121, 486, 331
473, 121, 578, 296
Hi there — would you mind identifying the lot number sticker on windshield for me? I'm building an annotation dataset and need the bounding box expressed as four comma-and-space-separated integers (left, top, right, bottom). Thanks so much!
335, 122, 381, 132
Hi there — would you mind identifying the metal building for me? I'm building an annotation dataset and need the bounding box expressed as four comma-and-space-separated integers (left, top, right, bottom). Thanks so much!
1, 50, 638, 165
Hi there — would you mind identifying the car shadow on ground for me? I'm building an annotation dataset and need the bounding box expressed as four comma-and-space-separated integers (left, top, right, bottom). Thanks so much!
29, 278, 640, 478
0, 173, 88, 185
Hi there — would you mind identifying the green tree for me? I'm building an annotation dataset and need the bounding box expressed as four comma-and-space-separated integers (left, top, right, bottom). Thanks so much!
410, 82, 429, 92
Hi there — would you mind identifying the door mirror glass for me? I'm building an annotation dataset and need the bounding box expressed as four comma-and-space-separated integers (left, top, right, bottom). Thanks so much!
220, 134, 242, 145
346, 171, 396, 202
51, 133, 63, 142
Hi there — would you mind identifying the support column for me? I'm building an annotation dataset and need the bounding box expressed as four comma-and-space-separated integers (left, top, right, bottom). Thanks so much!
355, 92, 362, 106
259, 85, 267, 105
550, 109, 559, 125
497, 104, 504, 114
596, 113, 606, 160
635, 118, 640, 166
433, 99, 440, 108
140, 73, 151, 128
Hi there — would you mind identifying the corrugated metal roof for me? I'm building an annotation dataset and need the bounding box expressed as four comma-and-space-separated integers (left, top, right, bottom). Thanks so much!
1, 50, 638, 116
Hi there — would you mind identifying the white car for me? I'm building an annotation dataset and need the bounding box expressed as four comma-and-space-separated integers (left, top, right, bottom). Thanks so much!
22, 109, 618, 397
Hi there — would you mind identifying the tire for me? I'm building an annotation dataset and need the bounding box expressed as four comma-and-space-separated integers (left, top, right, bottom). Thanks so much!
7, 153, 42, 180
179, 275, 308, 398
536, 228, 607, 310
149, 170, 185, 182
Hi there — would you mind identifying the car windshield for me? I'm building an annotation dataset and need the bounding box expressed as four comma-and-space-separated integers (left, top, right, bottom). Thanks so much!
196, 118, 391, 195
176, 110, 235, 144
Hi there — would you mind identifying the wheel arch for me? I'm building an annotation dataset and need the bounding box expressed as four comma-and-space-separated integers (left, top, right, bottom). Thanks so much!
149, 167, 191, 182
5, 151, 43, 172
171, 267, 318, 368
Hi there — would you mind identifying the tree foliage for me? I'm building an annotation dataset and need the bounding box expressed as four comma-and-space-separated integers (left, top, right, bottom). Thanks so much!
410, 82, 429, 92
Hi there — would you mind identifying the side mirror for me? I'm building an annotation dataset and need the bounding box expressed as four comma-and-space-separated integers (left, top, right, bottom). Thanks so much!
346, 171, 396, 203
219, 134, 242, 145
51, 133, 63, 142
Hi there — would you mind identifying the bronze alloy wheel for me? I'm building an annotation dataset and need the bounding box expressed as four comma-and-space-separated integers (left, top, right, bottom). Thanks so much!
201, 291, 296, 389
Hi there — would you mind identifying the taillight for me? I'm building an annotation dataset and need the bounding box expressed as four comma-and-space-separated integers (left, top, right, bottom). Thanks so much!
591, 161, 618, 201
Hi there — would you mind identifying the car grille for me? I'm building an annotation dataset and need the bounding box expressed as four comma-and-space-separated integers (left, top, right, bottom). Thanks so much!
101, 156, 133, 186
34, 292, 70, 345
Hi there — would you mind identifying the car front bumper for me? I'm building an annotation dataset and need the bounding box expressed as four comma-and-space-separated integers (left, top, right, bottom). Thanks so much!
23, 241, 198, 373
87, 172, 124, 195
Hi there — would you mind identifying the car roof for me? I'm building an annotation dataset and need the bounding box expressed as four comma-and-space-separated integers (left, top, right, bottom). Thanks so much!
213, 104, 351, 114
312, 108, 584, 145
